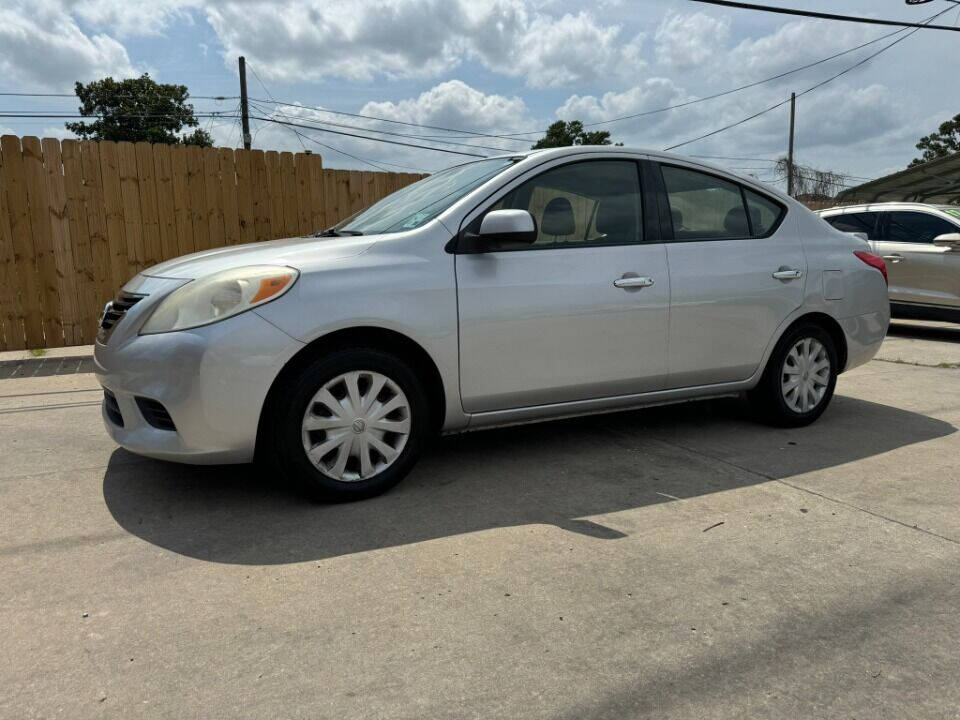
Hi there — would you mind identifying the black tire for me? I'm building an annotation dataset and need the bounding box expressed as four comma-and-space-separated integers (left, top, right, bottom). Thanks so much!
269, 348, 430, 502
749, 323, 838, 428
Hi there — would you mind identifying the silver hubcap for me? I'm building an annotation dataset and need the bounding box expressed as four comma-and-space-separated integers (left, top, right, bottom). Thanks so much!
781, 337, 831, 414
301, 371, 411, 482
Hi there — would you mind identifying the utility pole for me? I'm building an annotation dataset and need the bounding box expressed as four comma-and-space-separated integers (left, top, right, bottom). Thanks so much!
239, 56, 251, 150
786, 92, 796, 197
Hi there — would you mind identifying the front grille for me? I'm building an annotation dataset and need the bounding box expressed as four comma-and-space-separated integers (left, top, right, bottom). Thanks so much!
98, 291, 145, 341
103, 389, 124, 427
135, 397, 177, 431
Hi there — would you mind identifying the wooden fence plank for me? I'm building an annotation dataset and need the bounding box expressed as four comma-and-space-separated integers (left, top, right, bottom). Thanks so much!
61, 140, 97, 344
98, 141, 128, 294
250, 150, 271, 242
322, 169, 338, 229
0, 136, 28, 349
308, 154, 325, 232
80, 141, 112, 310
42, 138, 80, 345
279, 152, 298, 237
334, 170, 350, 225
203, 146, 225, 249
152, 143, 178, 261
169, 145, 194, 257
234, 149, 255, 244
134, 142, 162, 269
265, 151, 283, 240
373, 171, 386, 207
295, 153, 313, 236
218, 148, 241, 246
185, 145, 208, 250
348, 170, 364, 215
361, 171, 376, 210
117, 142, 144, 279
22, 137, 62, 346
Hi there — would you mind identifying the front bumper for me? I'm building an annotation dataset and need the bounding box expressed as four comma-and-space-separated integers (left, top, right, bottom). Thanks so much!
95, 310, 304, 464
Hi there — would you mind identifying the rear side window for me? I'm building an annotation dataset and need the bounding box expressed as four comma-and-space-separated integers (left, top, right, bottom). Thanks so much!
744, 189, 784, 237
884, 211, 958, 244
825, 212, 878, 238
661, 165, 785, 240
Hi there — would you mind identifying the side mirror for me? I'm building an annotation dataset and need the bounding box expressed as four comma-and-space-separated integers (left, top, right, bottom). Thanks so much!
458, 210, 537, 253
933, 232, 960, 250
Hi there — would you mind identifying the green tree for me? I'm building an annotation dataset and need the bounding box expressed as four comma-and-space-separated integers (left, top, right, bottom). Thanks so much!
66, 73, 213, 147
909, 113, 960, 167
531, 120, 621, 149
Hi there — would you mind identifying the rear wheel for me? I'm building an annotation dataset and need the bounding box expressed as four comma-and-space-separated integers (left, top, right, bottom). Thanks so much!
272, 349, 429, 501
750, 323, 838, 427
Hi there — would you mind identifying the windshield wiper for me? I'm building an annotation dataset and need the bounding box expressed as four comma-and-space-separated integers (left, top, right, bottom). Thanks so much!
314, 228, 364, 237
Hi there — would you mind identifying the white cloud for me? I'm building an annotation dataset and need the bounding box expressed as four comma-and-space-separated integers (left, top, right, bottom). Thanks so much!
727, 19, 862, 80
199, 0, 641, 88
71, 0, 201, 37
249, 80, 534, 172
0, 1, 138, 90
360, 80, 532, 133
467, 8, 645, 88
654, 11, 730, 71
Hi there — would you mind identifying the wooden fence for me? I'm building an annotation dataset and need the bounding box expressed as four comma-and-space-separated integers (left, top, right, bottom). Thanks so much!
0, 136, 425, 351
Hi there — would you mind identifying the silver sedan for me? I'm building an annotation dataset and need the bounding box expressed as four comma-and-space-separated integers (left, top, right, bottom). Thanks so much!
95, 146, 890, 500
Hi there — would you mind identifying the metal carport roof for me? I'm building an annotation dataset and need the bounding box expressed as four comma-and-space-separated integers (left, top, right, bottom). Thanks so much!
837, 152, 960, 205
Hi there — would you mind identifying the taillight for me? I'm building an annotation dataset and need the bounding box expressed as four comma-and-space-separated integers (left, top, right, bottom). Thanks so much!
854, 251, 888, 285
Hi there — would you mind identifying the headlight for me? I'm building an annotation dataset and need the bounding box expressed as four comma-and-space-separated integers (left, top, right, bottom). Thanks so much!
140, 265, 299, 334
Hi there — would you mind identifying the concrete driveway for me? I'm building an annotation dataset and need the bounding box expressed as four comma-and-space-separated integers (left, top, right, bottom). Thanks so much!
2, 323, 959, 719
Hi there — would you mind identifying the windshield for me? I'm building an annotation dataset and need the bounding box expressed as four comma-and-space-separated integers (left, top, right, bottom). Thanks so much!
939, 206, 960, 223
337, 157, 517, 235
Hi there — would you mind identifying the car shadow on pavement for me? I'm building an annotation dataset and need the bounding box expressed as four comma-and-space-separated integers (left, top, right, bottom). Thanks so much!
102, 395, 955, 565
888, 321, 960, 343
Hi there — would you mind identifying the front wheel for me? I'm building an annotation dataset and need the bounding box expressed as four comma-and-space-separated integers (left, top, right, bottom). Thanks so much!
271, 349, 430, 501
749, 324, 838, 427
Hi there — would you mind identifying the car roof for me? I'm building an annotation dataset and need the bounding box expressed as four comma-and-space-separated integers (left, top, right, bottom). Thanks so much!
817, 201, 956, 215
490, 145, 793, 203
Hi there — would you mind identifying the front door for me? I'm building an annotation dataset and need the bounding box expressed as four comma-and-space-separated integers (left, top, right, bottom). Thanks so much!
455, 159, 670, 414
878, 210, 960, 308
656, 163, 806, 388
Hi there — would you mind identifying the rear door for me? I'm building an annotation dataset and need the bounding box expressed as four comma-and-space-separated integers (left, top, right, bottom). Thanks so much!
878, 211, 960, 308
655, 163, 805, 388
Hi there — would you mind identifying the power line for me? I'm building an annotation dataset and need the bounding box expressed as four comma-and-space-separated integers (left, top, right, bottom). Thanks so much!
246, 17, 930, 143
249, 102, 515, 154
689, 0, 960, 32
250, 97, 529, 148
663, 4, 953, 151
249, 115, 489, 158
691, 154, 778, 162
0, 112, 240, 120
0, 91, 238, 100
580, 25, 919, 130
248, 100, 425, 172
243, 65, 428, 171
245, 63, 309, 155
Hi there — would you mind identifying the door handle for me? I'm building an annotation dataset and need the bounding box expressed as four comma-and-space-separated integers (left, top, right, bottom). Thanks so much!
772, 269, 803, 280
882, 254, 904, 263
614, 276, 655, 289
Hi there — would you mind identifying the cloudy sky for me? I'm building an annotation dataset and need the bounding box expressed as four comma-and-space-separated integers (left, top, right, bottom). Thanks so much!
1, 0, 958, 189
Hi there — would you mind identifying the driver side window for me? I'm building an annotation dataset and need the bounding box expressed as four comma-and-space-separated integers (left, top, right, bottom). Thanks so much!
478, 160, 643, 250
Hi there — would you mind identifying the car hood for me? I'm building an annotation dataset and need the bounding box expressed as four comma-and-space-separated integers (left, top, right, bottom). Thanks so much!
141, 235, 375, 280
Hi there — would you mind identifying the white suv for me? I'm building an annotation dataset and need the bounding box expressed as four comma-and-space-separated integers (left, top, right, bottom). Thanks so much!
819, 202, 960, 323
